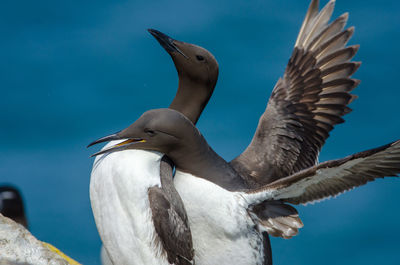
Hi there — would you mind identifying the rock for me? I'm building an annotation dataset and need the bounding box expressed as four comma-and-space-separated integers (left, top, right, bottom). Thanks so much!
0, 214, 80, 265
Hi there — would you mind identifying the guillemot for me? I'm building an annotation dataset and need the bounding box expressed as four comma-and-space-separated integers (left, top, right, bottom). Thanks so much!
89, 108, 400, 265
0, 186, 27, 229
90, 0, 369, 263
227, 0, 363, 238
89, 29, 219, 265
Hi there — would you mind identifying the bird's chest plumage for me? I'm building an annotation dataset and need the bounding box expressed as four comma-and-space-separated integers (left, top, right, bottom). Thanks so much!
90, 142, 169, 265
174, 170, 265, 265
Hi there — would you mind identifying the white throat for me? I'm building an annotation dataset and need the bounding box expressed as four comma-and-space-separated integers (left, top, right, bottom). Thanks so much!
90, 140, 169, 265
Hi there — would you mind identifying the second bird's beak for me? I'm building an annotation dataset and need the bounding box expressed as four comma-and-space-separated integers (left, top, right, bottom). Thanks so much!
148, 28, 188, 59
87, 133, 146, 157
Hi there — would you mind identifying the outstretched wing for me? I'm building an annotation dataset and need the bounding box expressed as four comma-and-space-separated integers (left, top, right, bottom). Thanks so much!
231, 0, 360, 185
247, 140, 400, 205
148, 157, 194, 265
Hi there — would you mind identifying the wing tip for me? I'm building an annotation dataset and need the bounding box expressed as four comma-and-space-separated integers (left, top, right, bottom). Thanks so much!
351, 78, 361, 88
347, 26, 355, 35
340, 12, 349, 20
295, 0, 320, 47
309, 0, 320, 12
327, 0, 336, 8
351, 44, 360, 53
353, 61, 362, 70
348, 94, 358, 104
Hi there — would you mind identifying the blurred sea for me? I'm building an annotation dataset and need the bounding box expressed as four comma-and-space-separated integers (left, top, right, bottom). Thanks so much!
1, 0, 399, 264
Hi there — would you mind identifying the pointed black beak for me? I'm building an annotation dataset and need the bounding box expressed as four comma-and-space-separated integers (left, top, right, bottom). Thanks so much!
87, 133, 121, 148
148, 29, 188, 59
87, 133, 146, 157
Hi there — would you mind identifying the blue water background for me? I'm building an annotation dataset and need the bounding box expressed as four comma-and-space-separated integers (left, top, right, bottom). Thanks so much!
1, 0, 400, 264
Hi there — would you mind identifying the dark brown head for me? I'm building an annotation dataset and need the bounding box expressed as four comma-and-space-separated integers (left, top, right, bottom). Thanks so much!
148, 29, 218, 88
0, 186, 28, 228
88, 109, 245, 190
148, 29, 219, 124
88, 109, 204, 161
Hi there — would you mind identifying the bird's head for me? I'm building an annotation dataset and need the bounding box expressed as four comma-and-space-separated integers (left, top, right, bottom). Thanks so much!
88, 109, 201, 160
148, 29, 219, 89
0, 186, 28, 228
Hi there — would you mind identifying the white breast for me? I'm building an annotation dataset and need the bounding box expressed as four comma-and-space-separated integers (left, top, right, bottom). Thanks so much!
90, 140, 169, 265
174, 170, 265, 265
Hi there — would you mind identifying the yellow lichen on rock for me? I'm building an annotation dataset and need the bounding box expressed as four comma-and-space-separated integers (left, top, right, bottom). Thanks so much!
42, 242, 81, 265
0, 213, 81, 265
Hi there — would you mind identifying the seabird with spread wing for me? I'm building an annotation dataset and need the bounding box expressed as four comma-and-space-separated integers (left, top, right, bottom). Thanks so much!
89, 0, 399, 264
89, 29, 219, 265
90, 107, 399, 265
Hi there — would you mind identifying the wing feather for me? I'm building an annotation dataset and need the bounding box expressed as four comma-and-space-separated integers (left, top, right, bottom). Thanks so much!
230, 0, 360, 185
295, 0, 321, 47
246, 140, 400, 205
148, 157, 194, 265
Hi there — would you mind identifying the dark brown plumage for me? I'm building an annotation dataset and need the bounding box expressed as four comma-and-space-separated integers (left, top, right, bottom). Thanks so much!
89, 29, 220, 265
90, 1, 399, 262
146, 29, 219, 265
148, 157, 194, 265
90, 104, 400, 264
230, 1, 360, 187
228, 0, 362, 238
252, 201, 303, 239
0, 186, 28, 229
250, 140, 400, 205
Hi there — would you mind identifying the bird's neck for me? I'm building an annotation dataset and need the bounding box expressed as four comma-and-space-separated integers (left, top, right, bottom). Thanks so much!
170, 135, 249, 191
169, 76, 213, 125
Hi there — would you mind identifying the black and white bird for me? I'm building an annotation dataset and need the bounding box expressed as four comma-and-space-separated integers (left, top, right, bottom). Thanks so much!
90, 107, 400, 265
89, 0, 400, 264
89, 30, 219, 265
0, 186, 28, 228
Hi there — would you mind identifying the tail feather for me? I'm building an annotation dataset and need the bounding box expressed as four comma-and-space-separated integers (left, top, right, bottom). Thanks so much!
251, 201, 304, 239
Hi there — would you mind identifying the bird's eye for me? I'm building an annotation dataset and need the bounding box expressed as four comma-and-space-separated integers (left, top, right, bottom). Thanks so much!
144, 129, 156, 137
196, 55, 205, 61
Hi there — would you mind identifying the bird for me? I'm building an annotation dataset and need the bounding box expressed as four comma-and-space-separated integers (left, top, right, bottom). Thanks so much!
227, 0, 363, 238
0, 186, 28, 229
88, 0, 400, 264
89, 107, 400, 265
88, 29, 220, 265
